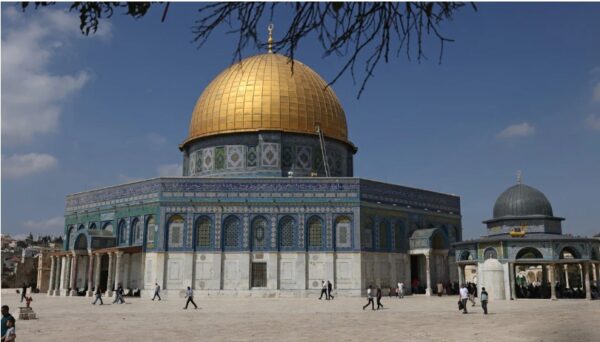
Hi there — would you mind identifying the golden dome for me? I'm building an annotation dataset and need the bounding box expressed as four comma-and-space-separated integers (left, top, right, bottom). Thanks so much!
183, 53, 350, 147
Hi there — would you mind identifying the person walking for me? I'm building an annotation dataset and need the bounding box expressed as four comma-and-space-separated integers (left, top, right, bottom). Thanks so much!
468, 283, 476, 306
152, 283, 161, 301
318, 280, 328, 300
113, 284, 125, 304
92, 287, 103, 305
1, 305, 15, 342
327, 280, 334, 300
184, 286, 198, 309
480, 287, 489, 315
398, 281, 404, 299
362, 285, 375, 310
376, 287, 384, 310
459, 284, 469, 314
437, 281, 444, 297
20, 284, 27, 303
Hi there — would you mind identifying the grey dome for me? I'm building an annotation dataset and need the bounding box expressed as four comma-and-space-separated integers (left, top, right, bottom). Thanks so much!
493, 183, 553, 218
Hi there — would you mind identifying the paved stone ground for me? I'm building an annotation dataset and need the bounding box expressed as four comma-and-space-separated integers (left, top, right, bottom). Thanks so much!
1, 291, 598, 342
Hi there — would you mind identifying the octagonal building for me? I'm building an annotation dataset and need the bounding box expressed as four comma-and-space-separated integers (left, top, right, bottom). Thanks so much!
44, 51, 462, 298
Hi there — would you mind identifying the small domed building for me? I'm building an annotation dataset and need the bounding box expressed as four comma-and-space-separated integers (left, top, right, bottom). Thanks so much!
454, 177, 600, 300
44, 47, 463, 298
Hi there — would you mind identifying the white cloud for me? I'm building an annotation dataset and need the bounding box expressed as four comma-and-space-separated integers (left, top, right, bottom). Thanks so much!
2, 153, 58, 179
146, 133, 167, 145
496, 122, 535, 139
157, 163, 182, 177
1, 7, 111, 145
23, 216, 64, 232
586, 114, 600, 131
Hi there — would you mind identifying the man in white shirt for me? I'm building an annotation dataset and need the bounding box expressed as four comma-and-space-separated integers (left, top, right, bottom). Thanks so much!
397, 282, 404, 299
459, 284, 469, 314
362, 285, 375, 310
184, 286, 198, 309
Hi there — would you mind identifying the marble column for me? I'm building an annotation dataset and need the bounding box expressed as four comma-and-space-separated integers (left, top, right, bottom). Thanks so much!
69, 253, 78, 296
509, 263, 516, 300
106, 252, 114, 297
86, 252, 94, 296
94, 254, 102, 292
425, 254, 432, 296
457, 265, 464, 287
578, 264, 584, 289
113, 252, 123, 298
548, 264, 556, 300
54, 256, 62, 296
63, 255, 72, 296
584, 262, 591, 300
47, 256, 56, 296
564, 264, 570, 289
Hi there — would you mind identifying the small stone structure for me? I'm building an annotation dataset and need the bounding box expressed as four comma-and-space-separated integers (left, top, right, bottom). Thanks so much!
18, 306, 36, 320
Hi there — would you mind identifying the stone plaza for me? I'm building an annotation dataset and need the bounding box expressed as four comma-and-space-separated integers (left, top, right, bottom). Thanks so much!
2, 290, 599, 342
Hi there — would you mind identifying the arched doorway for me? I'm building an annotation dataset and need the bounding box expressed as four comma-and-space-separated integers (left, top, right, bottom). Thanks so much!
514, 247, 548, 299
99, 254, 110, 293
558, 246, 585, 298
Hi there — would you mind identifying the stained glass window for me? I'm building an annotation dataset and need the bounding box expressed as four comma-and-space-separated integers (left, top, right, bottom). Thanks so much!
379, 221, 388, 249
394, 223, 403, 250
132, 219, 142, 244
308, 216, 323, 248
196, 217, 211, 248
224, 216, 240, 248
361, 217, 373, 248
169, 215, 184, 248
335, 216, 351, 248
279, 216, 294, 248
118, 220, 127, 245
146, 216, 156, 247
252, 216, 267, 250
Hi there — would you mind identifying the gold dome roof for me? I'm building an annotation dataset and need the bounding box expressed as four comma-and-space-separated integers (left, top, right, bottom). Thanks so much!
183, 53, 350, 147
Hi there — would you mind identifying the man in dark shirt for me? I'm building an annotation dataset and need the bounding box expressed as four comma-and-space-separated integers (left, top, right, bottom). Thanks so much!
1, 305, 15, 342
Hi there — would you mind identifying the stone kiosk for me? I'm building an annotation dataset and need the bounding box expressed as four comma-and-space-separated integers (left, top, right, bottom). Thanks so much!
454, 177, 600, 300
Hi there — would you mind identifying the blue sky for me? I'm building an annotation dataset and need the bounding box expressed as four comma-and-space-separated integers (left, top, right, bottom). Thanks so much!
2, 3, 600, 240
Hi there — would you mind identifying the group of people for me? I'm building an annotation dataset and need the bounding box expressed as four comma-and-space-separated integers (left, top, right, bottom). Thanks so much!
362, 285, 385, 310
91, 283, 126, 305
458, 284, 488, 314
318, 280, 334, 300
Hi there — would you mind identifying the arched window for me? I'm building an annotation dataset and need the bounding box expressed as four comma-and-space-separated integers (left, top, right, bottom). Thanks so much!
118, 220, 127, 245
335, 216, 351, 248
102, 222, 113, 234
77, 224, 85, 231
251, 216, 268, 250
131, 218, 142, 244
89, 223, 97, 230
460, 251, 473, 261
516, 247, 543, 259
168, 215, 185, 248
223, 216, 241, 249
307, 216, 323, 248
146, 216, 156, 248
559, 247, 580, 259
378, 221, 388, 250
361, 217, 374, 249
66, 226, 75, 248
431, 230, 447, 250
278, 216, 294, 249
196, 216, 211, 248
484, 247, 498, 260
